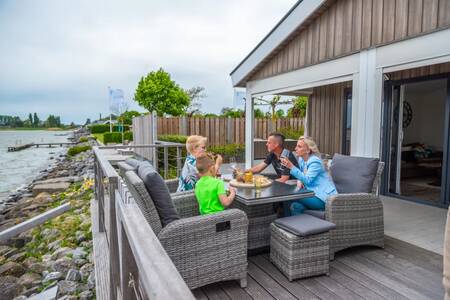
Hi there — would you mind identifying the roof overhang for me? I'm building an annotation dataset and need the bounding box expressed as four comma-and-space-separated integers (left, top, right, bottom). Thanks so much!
230, 0, 327, 88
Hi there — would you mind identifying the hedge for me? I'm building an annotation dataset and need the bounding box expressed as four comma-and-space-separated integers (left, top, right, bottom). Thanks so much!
157, 134, 187, 144
68, 145, 91, 156
104, 131, 133, 144
89, 124, 130, 134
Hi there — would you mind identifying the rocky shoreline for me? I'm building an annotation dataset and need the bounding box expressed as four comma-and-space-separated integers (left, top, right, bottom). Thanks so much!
0, 128, 97, 299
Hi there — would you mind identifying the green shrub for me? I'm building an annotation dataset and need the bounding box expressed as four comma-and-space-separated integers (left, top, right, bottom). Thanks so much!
78, 136, 88, 143
209, 144, 245, 163
89, 124, 130, 134
103, 131, 133, 144
157, 134, 187, 144
68, 145, 91, 156
278, 126, 304, 140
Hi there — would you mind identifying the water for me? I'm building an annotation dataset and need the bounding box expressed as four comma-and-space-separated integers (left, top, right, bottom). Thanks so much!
0, 130, 72, 202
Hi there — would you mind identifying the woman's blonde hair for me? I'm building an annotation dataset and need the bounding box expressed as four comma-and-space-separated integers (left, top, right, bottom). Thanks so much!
186, 135, 207, 154
299, 136, 321, 157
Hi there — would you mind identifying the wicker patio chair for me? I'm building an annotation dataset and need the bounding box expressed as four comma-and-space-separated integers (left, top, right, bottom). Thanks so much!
123, 170, 248, 289
326, 161, 385, 259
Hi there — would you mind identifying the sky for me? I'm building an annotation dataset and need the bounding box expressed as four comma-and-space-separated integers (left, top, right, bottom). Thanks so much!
0, 0, 297, 124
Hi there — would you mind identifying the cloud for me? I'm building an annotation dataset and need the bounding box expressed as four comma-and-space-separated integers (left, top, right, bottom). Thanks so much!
0, 0, 297, 123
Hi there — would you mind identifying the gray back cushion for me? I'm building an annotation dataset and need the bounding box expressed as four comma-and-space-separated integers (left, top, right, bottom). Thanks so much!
125, 158, 140, 170
137, 161, 180, 227
330, 154, 379, 193
274, 214, 335, 236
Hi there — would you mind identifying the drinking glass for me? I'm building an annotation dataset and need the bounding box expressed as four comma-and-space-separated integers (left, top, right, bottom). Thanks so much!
229, 156, 236, 171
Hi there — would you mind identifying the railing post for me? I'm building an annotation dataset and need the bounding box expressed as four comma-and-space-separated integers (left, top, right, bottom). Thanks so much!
108, 176, 119, 300
95, 157, 105, 233
118, 218, 139, 300
163, 146, 169, 179
176, 146, 182, 178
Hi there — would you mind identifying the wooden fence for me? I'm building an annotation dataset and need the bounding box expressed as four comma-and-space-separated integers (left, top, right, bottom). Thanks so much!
157, 117, 305, 145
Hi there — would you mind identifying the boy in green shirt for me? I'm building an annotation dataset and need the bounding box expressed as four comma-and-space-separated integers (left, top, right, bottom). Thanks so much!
195, 153, 236, 215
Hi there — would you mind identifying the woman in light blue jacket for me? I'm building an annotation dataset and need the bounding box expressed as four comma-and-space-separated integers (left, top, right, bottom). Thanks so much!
281, 136, 337, 216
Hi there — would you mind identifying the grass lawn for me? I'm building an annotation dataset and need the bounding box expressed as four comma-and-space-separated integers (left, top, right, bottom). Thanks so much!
92, 133, 104, 144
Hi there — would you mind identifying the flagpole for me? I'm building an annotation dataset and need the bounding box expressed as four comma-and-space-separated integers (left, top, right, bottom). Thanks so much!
108, 87, 112, 133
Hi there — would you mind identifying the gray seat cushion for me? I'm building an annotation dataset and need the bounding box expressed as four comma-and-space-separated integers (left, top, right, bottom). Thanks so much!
330, 154, 379, 193
125, 158, 140, 170
303, 210, 326, 220
274, 214, 335, 237
137, 161, 180, 227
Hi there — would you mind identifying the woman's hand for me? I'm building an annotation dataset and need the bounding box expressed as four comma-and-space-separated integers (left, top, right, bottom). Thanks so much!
280, 157, 294, 169
296, 180, 304, 189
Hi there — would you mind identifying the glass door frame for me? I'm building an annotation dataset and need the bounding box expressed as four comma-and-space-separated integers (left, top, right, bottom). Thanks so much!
381, 72, 450, 208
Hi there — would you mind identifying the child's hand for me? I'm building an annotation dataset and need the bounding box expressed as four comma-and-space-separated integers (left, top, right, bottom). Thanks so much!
228, 186, 236, 195
215, 154, 223, 165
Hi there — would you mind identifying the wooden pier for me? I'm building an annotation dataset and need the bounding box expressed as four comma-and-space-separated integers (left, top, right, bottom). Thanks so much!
7, 142, 76, 152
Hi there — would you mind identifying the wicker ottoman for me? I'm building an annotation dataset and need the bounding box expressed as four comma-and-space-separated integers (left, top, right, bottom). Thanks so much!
270, 214, 336, 281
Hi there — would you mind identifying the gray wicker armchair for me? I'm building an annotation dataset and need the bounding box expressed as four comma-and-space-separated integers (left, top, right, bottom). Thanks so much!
123, 170, 248, 289
326, 162, 385, 259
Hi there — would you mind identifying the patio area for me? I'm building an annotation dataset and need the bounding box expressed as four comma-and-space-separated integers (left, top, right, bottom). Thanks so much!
192, 236, 443, 299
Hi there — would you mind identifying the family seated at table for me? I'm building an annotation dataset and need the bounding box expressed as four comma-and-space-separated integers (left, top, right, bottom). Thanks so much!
176, 133, 337, 216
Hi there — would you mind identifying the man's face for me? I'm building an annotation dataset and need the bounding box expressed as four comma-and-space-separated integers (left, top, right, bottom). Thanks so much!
266, 136, 279, 152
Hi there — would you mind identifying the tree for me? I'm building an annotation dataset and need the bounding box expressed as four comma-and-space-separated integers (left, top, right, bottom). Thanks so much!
28, 113, 33, 125
134, 68, 190, 116
275, 109, 285, 118
120, 110, 141, 125
287, 96, 308, 118
221, 107, 244, 118
85, 118, 91, 126
185, 86, 206, 117
33, 113, 40, 127
254, 108, 265, 118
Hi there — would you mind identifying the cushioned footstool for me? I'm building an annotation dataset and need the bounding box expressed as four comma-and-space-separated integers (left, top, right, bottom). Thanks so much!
270, 214, 336, 281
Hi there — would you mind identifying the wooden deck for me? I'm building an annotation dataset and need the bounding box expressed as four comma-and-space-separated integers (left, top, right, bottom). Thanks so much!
193, 236, 444, 300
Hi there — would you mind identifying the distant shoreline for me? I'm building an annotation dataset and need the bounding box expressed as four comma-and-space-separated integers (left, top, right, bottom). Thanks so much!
0, 127, 74, 131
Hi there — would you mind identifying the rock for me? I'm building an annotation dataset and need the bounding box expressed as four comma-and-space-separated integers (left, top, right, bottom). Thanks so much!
75, 231, 86, 243
78, 290, 94, 300
0, 245, 13, 256
0, 261, 26, 277
23, 285, 41, 297
42, 228, 61, 241
51, 258, 75, 276
65, 269, 81, 282
73, 258, 87, 267
57, 295, 78, 300
42, 271, 62, 284
47, 239, 62, 251
27, 285, 58, 299
72, 247, 87, 259
29, 262, 46, 275
87, 272, 95, 289
51, 247, 73, 260
32, 182, 71, 196
79, 263, 93, 280
18, 272, 41, 288
13, 295, 27, 300
8, 252, 27, 263
34, 177, 79, 185
22, 257, 38, 268
0, 275, 25, 300
33, 192, 53, 204
57, 280, 78, 296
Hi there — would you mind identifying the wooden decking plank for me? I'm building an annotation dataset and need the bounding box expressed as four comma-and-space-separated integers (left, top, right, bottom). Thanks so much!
219, 281, 253, 300
328, 266, 389, 299
331, 261, 408, 300
384, 236, 443, 273
250, 255, 319, 299
358, 248, 444, 293
338, 255, 435, 300
349, 253, 443, 299
312, 275, 363, 300
297, 277, 344, 300
192, 288, 208, 300
244, 275, 275, 299
202, 283, 231, 300
91, 199, 110, 300
247, 261, 297, 300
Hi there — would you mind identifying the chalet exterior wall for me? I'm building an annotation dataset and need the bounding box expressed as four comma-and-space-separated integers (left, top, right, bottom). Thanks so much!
249, 0, 450, 82
308, 81, 351, 156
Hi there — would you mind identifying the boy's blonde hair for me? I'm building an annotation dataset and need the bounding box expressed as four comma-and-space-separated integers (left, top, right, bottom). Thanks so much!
186, 135, 207, 154
196, 153, 215, 174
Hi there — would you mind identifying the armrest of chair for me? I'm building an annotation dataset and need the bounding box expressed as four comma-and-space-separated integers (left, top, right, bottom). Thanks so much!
165, 178, 179, 193
158, 209, 248, 249
326, 193, 383, 221
171, 191, 198, 218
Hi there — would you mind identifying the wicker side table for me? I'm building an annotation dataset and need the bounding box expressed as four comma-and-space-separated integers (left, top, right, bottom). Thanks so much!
270, 215, 335, 281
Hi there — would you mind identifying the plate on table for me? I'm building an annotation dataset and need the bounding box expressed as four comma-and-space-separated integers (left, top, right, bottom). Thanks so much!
284, 179, 298, 185
229, 175, 272, 188
221, 174, 233, 181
